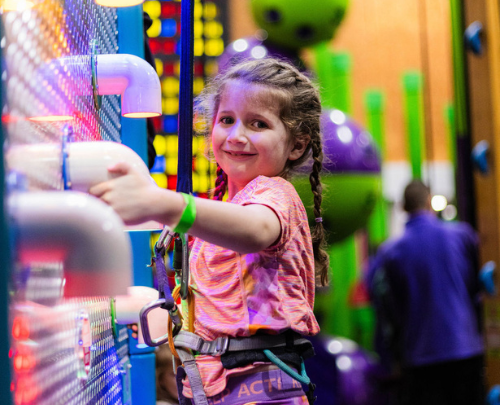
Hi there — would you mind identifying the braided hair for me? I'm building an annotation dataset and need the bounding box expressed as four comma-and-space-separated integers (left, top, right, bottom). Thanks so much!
196, 58, 329, 286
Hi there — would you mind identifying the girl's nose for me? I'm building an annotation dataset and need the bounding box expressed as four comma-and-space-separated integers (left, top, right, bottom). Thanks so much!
227, 121, 247, 143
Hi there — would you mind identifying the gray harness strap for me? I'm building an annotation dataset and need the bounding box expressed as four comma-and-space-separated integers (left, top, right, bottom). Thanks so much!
173, 330, 310, 404
176, 347, 209, 405
173, 330, 309, 355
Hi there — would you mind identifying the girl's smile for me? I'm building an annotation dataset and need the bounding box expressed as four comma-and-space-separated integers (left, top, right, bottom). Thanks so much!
223, 150, 257, 157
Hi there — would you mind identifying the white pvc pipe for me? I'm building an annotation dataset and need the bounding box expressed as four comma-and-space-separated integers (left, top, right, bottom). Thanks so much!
95, 0, 144, 7
9, 191, 132, 297
96, 54, 162, 118
6, 141, 163, 230
67, 141, 152, 192
115, 286, 170, 348
6, 143, 61, 189
5, 141, 152, 192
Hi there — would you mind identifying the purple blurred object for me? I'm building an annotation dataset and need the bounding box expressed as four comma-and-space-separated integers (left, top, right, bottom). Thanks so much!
218, 36, 307, 74
321, 109, 381, 173
307, 334, 394, 405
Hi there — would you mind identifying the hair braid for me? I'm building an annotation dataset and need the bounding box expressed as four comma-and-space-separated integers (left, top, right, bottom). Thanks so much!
310, 136, 329, 286
213, 163, 228, 201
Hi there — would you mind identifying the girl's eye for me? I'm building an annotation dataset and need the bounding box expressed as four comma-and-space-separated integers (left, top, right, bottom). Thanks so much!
252, 120, 268, 129
219, 117, 234, 125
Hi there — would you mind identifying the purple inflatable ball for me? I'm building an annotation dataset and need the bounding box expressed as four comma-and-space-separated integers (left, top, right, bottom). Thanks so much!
307, 334, 391, 405
292, 110, 381, 243
296, 109, 381, 174
321, 109, 381, 174
217, 36, 308, 75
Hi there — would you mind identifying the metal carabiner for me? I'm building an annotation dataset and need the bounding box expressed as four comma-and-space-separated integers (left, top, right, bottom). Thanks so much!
157, 227, 175, 249
140, 298, 173, 347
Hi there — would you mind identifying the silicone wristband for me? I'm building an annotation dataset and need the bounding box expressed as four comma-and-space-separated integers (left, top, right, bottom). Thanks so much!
173, 193, 196, 234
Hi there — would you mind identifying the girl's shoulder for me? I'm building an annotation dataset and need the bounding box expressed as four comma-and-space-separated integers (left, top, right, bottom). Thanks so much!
235, 176, 305, 218
232, 176, 297, 204
237, 176, 309, 252
244, 175, 295, 194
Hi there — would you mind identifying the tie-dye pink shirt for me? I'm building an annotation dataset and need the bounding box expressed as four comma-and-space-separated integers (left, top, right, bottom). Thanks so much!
182, 175, 319, 398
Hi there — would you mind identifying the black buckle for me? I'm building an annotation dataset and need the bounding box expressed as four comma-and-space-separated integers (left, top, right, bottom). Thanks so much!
306, 382, 317, 405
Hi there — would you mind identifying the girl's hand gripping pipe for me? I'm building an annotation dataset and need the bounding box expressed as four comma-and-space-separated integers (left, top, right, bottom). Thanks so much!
89, 162, 283, 254
89, 161, 185, 227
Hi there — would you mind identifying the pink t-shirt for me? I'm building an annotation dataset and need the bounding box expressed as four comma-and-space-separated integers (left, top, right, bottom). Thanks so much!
182, 175, 319, 398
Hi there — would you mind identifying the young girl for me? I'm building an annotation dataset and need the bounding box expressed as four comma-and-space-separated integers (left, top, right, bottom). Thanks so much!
90, 58, 329, 405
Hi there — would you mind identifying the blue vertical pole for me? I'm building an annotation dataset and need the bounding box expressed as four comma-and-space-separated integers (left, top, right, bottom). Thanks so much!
177, 0, 194, 194
0, 40, 13, 405
117, 7, 155, 405
117, 6, 153, 289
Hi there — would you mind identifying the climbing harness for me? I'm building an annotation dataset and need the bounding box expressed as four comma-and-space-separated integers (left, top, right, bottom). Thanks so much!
140, 197, 317, 403
170, 326, 317, 405
141, 227, 317, 405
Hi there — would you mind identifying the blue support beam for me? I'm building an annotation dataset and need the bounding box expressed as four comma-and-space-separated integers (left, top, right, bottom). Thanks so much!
117, 6, 156, 405
130, 352, 156, 405
0, 47, 13, 405
117, 6, 154, 289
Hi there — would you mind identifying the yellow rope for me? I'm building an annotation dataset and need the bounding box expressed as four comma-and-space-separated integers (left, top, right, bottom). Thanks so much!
167, 310, 182, 359
168, 285, 195, 359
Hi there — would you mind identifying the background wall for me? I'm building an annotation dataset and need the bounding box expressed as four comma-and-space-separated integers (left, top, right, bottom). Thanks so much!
228, 0, 453, 163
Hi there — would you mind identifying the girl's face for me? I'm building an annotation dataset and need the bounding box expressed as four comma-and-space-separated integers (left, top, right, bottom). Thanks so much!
212, 80, 306, 197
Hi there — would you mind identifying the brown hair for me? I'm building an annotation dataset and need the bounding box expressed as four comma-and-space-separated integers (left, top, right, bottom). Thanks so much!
403, 180, 431, 213
196, 58, 329, 286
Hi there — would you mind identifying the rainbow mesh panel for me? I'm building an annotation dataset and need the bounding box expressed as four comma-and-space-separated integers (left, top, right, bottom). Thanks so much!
3, 1, 127, 404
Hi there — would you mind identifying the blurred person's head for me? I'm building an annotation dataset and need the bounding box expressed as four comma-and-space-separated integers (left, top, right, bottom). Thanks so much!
403, 180, 432, 214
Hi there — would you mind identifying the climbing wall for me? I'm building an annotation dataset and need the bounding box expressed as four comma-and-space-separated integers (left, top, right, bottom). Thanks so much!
3, 1, 129, 404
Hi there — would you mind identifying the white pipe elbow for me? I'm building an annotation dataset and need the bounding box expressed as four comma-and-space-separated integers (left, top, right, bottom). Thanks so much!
114, 286, 169, 348
9, 191, 132, 297
96, 54, 162, 118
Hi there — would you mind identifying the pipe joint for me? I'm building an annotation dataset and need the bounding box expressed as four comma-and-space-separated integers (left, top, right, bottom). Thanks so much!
9, 191, 132, 297
96, 54, 161, 118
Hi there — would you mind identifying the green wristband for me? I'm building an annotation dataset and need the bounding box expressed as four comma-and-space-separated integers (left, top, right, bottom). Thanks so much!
173, 193, 196, 234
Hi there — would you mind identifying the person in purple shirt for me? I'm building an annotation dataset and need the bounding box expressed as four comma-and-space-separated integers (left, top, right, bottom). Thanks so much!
366, 180, 485, 405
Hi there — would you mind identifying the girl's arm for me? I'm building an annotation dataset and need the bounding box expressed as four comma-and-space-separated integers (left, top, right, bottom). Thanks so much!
89, 162, 281, 254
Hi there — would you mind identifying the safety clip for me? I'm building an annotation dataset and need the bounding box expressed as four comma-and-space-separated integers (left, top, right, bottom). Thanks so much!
140, 298, 180, 347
